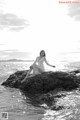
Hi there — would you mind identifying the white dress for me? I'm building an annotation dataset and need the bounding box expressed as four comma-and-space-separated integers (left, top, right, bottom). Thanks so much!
32, 57, 45, 74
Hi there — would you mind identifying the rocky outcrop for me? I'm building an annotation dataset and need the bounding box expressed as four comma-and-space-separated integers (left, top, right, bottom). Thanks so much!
1, 70, 80, 95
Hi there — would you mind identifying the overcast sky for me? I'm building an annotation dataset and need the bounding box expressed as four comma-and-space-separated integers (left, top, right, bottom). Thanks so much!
0, 0, 80, 63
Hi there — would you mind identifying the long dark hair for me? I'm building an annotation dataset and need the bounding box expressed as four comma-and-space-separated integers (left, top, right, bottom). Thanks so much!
40, 50, 46, 57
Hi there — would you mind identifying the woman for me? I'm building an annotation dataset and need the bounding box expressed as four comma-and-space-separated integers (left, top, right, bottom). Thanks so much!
21, 50, 55, 83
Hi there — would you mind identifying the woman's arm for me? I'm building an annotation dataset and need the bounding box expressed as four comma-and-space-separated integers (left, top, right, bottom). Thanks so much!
44, 57, 55, 67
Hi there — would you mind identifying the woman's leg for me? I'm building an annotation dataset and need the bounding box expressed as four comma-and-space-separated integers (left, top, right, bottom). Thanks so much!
26, 68, 32, 77
21, 64, 44, 83
21, 67, 33, 83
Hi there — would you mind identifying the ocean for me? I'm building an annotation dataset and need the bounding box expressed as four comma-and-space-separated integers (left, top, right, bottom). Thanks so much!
0, 61, 80, 120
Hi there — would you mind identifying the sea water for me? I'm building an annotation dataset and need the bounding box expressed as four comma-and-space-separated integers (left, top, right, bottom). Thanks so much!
0, 62, 44, 120
0, 62, 80, 120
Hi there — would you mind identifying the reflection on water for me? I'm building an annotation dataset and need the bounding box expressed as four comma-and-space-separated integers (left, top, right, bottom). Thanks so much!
2, 86, 80, 120
0, 86, 44, 120
0, 86, 79, 120
42, 90, 80, 120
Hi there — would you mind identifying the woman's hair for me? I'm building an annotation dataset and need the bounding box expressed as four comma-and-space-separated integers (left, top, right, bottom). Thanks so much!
40, 50, 46, 57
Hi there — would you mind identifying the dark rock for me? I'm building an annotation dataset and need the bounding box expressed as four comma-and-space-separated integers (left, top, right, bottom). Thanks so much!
69, 69, 80, 75
1, 70, 80, 95
2, 70, 28, 88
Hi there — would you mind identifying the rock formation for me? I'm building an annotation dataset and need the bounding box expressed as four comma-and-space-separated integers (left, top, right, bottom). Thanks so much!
1, 70, 79, 95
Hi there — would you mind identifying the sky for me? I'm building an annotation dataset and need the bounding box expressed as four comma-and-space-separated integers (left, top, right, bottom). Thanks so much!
0, 0, 80, 63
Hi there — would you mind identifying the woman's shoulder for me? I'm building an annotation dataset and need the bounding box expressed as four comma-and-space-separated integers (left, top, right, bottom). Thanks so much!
36, 56, 40, 60
36, 56, 39, 58
36, 56, 45, 60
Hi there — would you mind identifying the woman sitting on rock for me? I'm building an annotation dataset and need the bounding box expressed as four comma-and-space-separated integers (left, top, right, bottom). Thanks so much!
21, 50, 55, 83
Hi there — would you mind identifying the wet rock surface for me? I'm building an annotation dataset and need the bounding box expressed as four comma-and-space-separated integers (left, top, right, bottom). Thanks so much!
1, 70, 80, 94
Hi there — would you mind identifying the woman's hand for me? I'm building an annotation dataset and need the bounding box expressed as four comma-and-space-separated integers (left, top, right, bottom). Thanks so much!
52, 65, 55, 68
